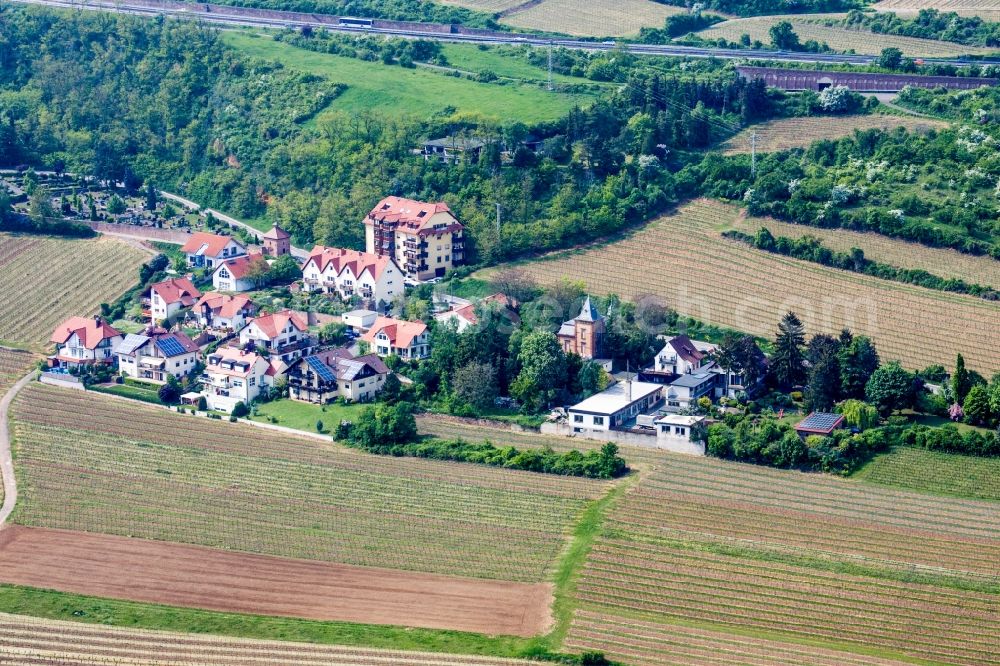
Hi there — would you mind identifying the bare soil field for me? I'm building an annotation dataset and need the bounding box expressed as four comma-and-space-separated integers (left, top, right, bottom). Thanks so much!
720, 114, 948, 156
697, 14, 996, 55
872, 0, 1000, 21
501, 0, 683, 36
499, 199, 1000, 373
0, 611, 540, 665
0, 525, 552, 637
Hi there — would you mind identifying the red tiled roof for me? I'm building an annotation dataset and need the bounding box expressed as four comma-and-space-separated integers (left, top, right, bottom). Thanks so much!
361, 317, 427, 350
180, 232, 243, 258
305, 246, 396, 281
50, 316, 122, 349
194, 292, 255, 320
262, 225, 290, 240
215, 253, 266, 281
364, 196, 458, 234
249, 309, 308, 339
150, 277, 202, 307
668, 335, 706, 365
206, 346, 267, 378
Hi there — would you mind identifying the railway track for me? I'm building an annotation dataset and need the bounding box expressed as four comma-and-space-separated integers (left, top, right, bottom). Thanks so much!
11, 0, 1000, 67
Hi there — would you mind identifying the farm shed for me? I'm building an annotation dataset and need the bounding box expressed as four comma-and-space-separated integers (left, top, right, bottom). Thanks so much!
737, 66, 999, 92
567, 380, 664, 434
794, 412, 846, 439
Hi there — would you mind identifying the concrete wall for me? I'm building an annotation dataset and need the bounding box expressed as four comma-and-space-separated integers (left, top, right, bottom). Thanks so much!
541, 422, 661, 448
39, 374, 84, 391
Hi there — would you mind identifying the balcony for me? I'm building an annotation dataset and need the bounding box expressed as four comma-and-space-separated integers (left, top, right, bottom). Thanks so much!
199, 374, 230, 389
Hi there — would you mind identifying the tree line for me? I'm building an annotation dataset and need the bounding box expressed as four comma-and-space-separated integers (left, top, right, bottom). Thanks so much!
724, 228, 999, 300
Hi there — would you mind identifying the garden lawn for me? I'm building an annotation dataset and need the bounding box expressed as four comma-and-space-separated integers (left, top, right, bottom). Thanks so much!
224, 32, 593, 123
249, 398, 362, 434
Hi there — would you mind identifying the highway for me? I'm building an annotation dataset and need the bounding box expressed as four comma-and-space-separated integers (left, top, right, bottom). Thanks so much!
11, 0, 1000, 67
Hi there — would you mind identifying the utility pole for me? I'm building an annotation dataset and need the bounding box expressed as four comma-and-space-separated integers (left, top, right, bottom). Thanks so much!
547, 41, 554, 92
749, 131, 758, 178
496, 202, 502, 240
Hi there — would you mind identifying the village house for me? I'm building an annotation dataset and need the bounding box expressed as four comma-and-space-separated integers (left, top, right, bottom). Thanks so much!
261, 224, 291, 257
181, 232, 246, 268
301, 246, 403, 309
237, 309, 312, 365
147, 277, 201, 323
557, 296, 607, 363
48, 316, 123, 369
641, 335, 767, 409
566, 380, 664, 435
654, 414, 708, 456
192, 292, 256, 332
201, 347, 273, 413
342, 309, 378, 333
361, 317, 430, 360
364, 196, 464, 281
433, 293, 520, 333
116, 329, 199, 383
652, 335, 715, 375
212, 253, 267, 293
286, 348, 390, 404
422, 136, 485, 164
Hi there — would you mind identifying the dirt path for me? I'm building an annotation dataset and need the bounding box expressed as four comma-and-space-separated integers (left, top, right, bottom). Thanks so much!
0, 371, 36, 527
0, 526, 553, 637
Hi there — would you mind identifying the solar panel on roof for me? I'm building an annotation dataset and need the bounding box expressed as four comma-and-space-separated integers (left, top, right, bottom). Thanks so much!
798, 412, 842, 431
156, 336, 187, 357
305, 355, 337, 383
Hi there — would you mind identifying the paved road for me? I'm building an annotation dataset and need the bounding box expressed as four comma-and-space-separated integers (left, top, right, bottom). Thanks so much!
12, 0, 1000, 67
158, 192, 310, 260
0, 371, 37, 528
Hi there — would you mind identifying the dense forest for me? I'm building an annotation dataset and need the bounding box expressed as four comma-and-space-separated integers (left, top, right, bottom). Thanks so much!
1, 6, 794, 262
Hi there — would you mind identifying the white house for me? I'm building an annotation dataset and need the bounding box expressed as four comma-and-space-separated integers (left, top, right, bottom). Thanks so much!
360, 317, 430, 360
654, 414, 707, 456
148, 277, 201, 323
286, 348, 390, 404
192, 292, 256, 332
567, 380, 664, 434
653, 335, 716, 375
663, 371, 717, 412
212, 253, 266, 293
48, 316, 123, 369
201, 347, 273, 413
342, 309, 378, 333
116, 330, 199, 383
433, 293, 520, 333
301, 246, 404, 309
237, 310, 312, 365
181, 232, 246, 269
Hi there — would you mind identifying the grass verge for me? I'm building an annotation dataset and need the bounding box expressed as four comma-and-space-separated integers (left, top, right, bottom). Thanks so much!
0, 585, 534, 655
